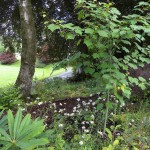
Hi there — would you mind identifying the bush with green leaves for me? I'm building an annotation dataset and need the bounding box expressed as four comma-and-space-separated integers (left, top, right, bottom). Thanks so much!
48, 0, 150, 102
48, 0, 150, 137
0, 86, 22, 109
0, 109, 49, 150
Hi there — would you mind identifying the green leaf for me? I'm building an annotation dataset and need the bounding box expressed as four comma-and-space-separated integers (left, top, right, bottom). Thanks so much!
97, 103, 103, 110
106, 101, 113, 109
7, 109, 14, 139
48, 24, 60, 32
122, 46, 129, 53
128, 77, 139, 85
75, 29, 82, 35
13, 108, 22, 139
84, 38, 92, 47
138, 77, 146, 82
84, 67, 95, 75
85, 28, 94, 34
65, 33, 75, 40
0, 128, 11, 142
97, 30, 109, 38
93, 53, 99, 59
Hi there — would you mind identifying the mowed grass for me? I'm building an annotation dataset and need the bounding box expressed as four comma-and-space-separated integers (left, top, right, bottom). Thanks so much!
0, 61, 65, 88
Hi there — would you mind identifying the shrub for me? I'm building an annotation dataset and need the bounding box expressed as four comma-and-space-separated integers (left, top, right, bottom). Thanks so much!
0, 51, 16, 64
0, 86, 22, 109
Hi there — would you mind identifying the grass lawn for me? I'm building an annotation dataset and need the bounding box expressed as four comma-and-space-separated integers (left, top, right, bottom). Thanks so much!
0, 60, 65, 88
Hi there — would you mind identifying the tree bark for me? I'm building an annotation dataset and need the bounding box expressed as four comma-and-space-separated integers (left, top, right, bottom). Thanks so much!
15, 0, 36, 98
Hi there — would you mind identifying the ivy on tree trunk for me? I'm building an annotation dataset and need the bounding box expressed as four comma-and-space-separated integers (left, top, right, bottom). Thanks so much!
15, 0, 36, 98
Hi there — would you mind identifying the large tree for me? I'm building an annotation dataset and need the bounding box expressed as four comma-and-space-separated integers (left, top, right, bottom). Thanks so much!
15, 0, 36, 98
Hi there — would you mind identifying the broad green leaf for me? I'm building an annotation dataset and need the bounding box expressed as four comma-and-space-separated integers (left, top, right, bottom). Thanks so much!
84, 67, 95, 75
7, 110, 14, 139
128, 77, 139, 85
97, 103, 103, 110
65, 33, 75, 40
84, 38, 92, 47
0, 128, 11, 141
97, 30, 109, 38
13, 108, 22, 139
85, 28, 94, 34
48, 24, 60, 32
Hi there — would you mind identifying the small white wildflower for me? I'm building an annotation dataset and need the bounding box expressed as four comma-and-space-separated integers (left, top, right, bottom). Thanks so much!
73, 107, 77, 110
36, 97, 40, 100
97, 92, 100, 95
129, 122, 132, 126
90, 94, 93, 97
98, 97, 101, 100
58, 124, 64, 128
27, 97, 30, 99
59, 103, 62, 106
91, 114, 95, 119
90, 121, 94, 124
111, 112, 114, 115
77, 104, 81, 108
38, 102, 43, 105
102, 99, 106, 101
82, 135, 85, 139
81, 121, 85, 125
85, 129, 89, 133
97, 131, 103, 136
33, 111, 36, 114
115, 100, 119, 103
70, 113, 74, 116
92, 102, 96, 106
82, 126, 86, 129
82, 101, 86, 105
110, 95, 114, 98
89, 99, 93, 102
21, 108, 25, 111
77, 98, 80, 101
79, 141, 84, 145
131, 119, 134, 123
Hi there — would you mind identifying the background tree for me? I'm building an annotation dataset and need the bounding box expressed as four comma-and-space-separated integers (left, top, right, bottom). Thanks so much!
15, 0, 36, 98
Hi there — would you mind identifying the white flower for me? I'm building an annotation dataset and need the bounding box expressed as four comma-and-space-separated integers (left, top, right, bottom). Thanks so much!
90, 94, 93, 97
115, 100, 119, 103
129, 122, 132, 126
131, 119, 134, 123
111, 112, 114, 115
91, 114, 95, 119
70, 113, 74, 116
36, 97, 40, 100
27, 97, 30, 99
59, 103, 62, 106
73, 107, 77, 110
97, 92, 100, 95
97, 130, 103, 136
82, 101, 86, 105
89, 99, 93, 102
38, 102, 43, 105
77, 98, 80, 101
58, 124, 64, 128
79, 141, 84, 145
82, 126, 86, 129
92, 102, 96, 106
85, 129, 89, 133
90, 121, 94, 124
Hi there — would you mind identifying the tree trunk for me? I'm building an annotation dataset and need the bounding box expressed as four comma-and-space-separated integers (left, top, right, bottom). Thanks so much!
15, 0, 36, 98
